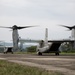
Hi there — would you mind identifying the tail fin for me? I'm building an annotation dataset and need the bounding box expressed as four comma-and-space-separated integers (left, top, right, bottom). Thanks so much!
44, 28, 48, 45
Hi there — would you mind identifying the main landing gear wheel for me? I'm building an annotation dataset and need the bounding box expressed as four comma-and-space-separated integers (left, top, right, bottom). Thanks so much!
55, 52, 59, 56
38, 52, 42, 55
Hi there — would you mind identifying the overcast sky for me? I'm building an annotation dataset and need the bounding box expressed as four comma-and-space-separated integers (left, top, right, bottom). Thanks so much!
0, 0, 75, 42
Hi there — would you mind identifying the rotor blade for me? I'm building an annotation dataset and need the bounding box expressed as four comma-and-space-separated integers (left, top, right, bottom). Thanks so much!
0, 26, 12, 29
17, 26, 37, 29
59, 25, 72, 30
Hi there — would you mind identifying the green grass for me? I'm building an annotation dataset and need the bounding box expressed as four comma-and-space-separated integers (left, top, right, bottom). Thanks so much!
0, 60, 64, 75
60, 52, 75, 55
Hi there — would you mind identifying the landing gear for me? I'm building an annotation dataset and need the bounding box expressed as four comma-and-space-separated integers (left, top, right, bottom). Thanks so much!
55, 52, 59, 56
38, 52, 42, 55
3, 47, 13, 54
4, 52, 13, 54
11, 52, 13, 54
4, 52, 7, 54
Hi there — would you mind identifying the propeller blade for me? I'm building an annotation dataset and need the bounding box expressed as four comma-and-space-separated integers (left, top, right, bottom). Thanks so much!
17, 26, 37, 29
0, 25, 38, 30
0, 26, 12, 29
59, 25, 72, 30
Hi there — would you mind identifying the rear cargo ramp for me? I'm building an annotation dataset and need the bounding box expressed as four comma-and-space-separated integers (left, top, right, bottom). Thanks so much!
46, 43, 61, 53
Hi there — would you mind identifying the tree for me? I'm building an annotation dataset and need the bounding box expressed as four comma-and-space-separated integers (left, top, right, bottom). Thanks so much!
26, 46, 37, 52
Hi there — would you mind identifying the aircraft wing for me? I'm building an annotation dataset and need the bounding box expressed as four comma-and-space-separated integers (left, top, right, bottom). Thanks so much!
19, 39, 74, 43
19, 39, 41, 43
48, 39, 74, 43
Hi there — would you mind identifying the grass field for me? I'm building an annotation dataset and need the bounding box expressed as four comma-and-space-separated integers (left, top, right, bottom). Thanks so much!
0, 60, 64, 75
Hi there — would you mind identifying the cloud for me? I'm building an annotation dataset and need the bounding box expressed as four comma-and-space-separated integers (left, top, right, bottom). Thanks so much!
0, 0, 75, 42
0, 0, 75, 21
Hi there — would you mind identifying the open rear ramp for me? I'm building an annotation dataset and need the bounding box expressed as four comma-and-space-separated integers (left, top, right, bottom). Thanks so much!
49, 43, 61, 52
44, 42, 62, 55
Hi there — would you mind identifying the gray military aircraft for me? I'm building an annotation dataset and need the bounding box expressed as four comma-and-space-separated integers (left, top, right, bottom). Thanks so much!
36, 25, 75, 55
20, 25, 75, 55
0, 25, 35, 52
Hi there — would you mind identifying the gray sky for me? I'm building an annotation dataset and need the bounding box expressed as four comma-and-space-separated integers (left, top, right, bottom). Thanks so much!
0, 0, 75, 42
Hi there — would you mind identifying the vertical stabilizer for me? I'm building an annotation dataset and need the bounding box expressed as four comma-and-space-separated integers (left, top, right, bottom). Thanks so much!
71, 29, 75, 40
44, 28, 48, 45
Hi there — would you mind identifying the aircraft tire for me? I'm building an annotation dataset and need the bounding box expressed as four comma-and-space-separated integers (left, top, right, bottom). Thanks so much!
4, 52, 5, 54
11, 52, 13, 54
38, 52, 42, 55
55, 52, 59, 56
